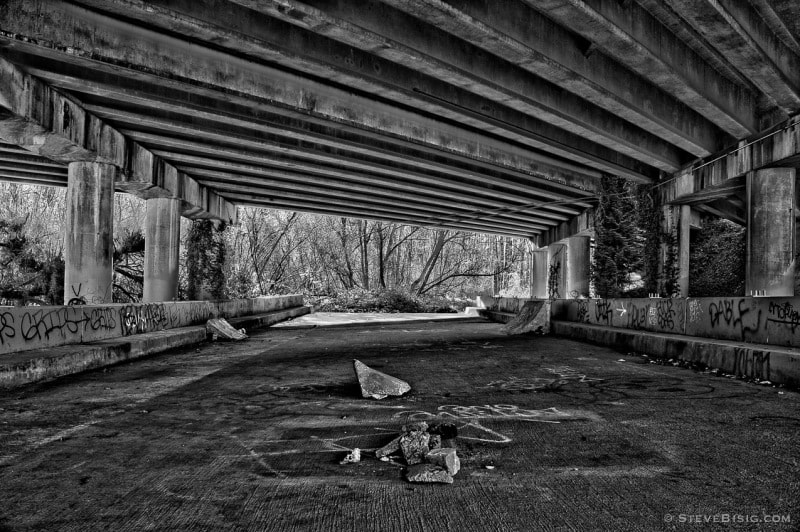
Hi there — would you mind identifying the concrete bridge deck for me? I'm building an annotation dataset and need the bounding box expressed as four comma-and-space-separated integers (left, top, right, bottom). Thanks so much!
0, 318, 796, 531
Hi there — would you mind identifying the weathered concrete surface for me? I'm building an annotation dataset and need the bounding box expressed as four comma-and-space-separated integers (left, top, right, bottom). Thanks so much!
0, 305, 311, 389
0, 320, 797, 530
143, 197, 181, 303
551, 320, 800, 388
746, 168, 796, 296
553, 296, 800, 349
0, 295, 304, 355
64, 161, 115, 305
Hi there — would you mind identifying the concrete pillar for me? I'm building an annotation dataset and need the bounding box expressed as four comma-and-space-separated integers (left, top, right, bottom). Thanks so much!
547, 243, 567, 299
746, 168, 796, 296
531, 248, 549, 298
143, 197, 182, 302
566, 235, 591, 298
64, 162, 115, 305
678, 205, 692, 297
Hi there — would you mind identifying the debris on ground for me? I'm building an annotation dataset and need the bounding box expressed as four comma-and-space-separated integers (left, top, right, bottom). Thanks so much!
353, 359, 411, 399
502, 300, 550, 335
206, 318, 248, 341
339, 448, 361, 465
375, 421, 460, 484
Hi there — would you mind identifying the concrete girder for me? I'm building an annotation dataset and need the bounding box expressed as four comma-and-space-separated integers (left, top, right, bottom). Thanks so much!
660, 115, 800, 206
128, 131, 591, 218
529, 0, 756, 137
536, 211, 595, 248
663, 0, 800, 116
0, 2, 610, 191
368, 0, 722, 158
227, 195, 538, 239
197, 174, 551, 235
62, 0, 659, 183
226, 0, 689, 170
0, 56, 236, 223
159, 152, 574, 225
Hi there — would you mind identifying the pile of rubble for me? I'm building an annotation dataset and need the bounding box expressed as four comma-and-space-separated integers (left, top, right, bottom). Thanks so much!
339, 422, 461, 483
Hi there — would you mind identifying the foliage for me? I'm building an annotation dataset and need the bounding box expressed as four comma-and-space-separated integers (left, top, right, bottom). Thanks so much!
592, 176, 641, 298
186, 219, 227, 300
689, 218, 745, 297
314, 288, 471, 313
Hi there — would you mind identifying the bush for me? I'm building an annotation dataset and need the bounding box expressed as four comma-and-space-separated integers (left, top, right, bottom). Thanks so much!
315, 288, 469, 313
689, 218, 745, 297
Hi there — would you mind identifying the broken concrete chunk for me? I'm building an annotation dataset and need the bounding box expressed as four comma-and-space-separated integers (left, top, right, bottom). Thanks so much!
428, 434, 441, 450
426, 448, 460, 475
375, 436, 401, 459
400, 431, 430, 465
401, 421, 428, 433
339, 448, 361, 465
405, 464, 453, 484
206, 318, 248, 341
353, 359, 411, 399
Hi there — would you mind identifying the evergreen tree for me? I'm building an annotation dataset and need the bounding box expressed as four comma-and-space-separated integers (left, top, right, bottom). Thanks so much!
592, 176, 640, 297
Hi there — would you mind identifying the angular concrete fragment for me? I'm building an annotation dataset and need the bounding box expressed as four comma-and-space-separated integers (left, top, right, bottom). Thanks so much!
405, 463, 453, 484
206, 318, 248, 340
428, 434, 442, 450
375, 436, 401, 459
400, 431, 430, 465
353, 359, 411, 399
339, 448, 361, 465
426, 448, 460, 475
402, 421, 428, 433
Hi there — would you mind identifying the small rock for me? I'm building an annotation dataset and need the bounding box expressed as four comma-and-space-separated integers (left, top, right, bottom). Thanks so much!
426, 448, 460, 475
400, 431, 430, 465
340, 448, 361, 465
485, 465, 495, 470
375, 436, 401, 459
379, 456, 390, 462
759, 380, 772, 386
353, 360, 411, 399
405, 463, 453, 484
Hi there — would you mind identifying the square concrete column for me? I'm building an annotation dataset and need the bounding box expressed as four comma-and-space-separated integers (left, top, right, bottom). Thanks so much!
547, 243, 567, 299
531, 248, 549, 298
746, 168, 796, 296
143, 197, 182, 302
566, 236, 591, 298
64, 162, 116, 305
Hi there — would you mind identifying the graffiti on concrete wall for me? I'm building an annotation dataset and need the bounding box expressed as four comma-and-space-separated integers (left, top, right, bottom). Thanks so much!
767, 301, 800, 333
594, 299, 613, 325
19, 307, 118, 342
687, 299, 702, 323
626, 302, 648, 330
708, 298, 762, 341
119, 304, 173, 336
576, 300, 589, 323
654, 299, 676, 330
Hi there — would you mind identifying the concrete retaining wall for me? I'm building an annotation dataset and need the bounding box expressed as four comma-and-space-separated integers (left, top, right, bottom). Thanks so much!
0, 295, 303, 355
551, 297, 800, 348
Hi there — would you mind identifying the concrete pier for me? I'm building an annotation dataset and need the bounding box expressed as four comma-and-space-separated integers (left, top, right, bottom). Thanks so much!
531, 248, 549, 298
64, 162, 115, 305
566, 236, 591, 298
144, 197, 182, 302
746, 168, 796, 296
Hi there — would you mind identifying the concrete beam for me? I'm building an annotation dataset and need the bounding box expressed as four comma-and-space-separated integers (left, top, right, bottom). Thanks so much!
537, 210, 595, 248
62, 0, 657, 183
0, 1, 609, 190
226, 0, 688, 170
229, 195, 536, 239
664, 0, 800, 116
0, 55, 236, 223
660, 115, 800, 206
530, 0, 756, 137
373, 0, 719, 159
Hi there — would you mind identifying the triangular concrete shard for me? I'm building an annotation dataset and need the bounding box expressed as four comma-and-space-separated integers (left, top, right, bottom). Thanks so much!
206, 318, 248, 340
353, 359, 411, 399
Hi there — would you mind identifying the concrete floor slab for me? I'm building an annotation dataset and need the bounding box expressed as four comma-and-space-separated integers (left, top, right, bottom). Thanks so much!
0, 319, 797, 530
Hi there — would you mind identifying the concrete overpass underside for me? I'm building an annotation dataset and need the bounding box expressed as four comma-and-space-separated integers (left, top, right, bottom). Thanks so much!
1, 1, 800, 301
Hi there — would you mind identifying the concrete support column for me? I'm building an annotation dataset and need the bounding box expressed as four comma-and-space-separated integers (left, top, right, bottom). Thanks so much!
678, 205, 692, 297
566, 236, 591, 298
64, 162, 115, 305
143, 197, 182, 302
547, 243, 567, 299
746, 168, 796, 296
531, 248, 549, 298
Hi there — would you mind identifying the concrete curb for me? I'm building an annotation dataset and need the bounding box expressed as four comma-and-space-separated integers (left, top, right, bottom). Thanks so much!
551, 320, 800, 388
0, 305, 311, 390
